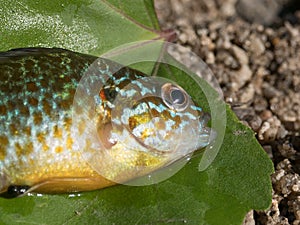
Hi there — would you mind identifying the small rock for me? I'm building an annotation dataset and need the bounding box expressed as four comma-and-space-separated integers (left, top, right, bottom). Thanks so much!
230, 65, 252, 91
237, 83, 255, 103
262, 83, 280, 99
232, 45, 249, 64
280, 173, 300, 196
249, 34, 266, 56
278, 141, 297, 159
260, 110, 273, 121
248, 115, 262, 132
294, 197, 300, 220
216, 49, 239, 69
277, 126, 288, 139
243, 210, 255, 225
285, 22, 299, 37
254, 97, 268, 112
276, 159, 293, 172
258, 116, 282, 141
236, 0, 280, 25
206, 52, 215, 64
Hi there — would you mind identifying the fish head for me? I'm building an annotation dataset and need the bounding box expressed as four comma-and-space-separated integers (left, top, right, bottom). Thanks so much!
97, 76, 213, 168
74, 66, 215, 183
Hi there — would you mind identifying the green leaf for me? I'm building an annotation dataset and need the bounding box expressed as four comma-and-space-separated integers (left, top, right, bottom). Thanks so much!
0, 1, 273, 225
0, 0, 160, 55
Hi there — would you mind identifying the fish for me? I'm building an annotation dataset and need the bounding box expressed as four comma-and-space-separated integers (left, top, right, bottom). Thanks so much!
0, 48, 212, 198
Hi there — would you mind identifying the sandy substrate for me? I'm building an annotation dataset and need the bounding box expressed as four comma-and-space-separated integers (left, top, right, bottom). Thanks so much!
155, 0, 300, 224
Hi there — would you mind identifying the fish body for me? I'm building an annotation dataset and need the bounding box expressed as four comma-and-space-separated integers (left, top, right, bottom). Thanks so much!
0, 48, 211, 197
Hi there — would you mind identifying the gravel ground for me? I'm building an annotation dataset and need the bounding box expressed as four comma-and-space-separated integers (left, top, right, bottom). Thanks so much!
155, 0, 300, 224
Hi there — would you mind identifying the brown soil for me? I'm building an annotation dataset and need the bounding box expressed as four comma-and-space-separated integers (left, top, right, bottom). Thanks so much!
155, 0, 300, 224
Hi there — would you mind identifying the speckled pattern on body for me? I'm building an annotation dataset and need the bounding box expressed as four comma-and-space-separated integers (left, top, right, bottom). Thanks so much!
0, 48, 109, 195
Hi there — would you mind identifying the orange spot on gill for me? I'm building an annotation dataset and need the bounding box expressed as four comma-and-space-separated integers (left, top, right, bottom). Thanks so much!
100, 89, 106, 100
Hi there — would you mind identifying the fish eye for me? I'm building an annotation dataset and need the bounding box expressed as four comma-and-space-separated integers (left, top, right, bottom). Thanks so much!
161, 83, 189, 111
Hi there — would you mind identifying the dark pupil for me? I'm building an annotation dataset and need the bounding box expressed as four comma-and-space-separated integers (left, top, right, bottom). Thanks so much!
171, 89, 185, 104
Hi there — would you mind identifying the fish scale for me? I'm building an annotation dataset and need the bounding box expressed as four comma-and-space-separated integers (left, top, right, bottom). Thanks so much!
0, 48, 212, 197
0, 48, 108, 195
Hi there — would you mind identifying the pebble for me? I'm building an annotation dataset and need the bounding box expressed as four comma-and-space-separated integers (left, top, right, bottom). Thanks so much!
230, 65, 252, 91
237, 83, 255, 103
236, 0, 280, 25
259, 110, 273, 121
249, 34, 266, 56
232, 45, 249, 64
258, 116, 282, 141
277, 141, 296, 159
243, 211, 255, 225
